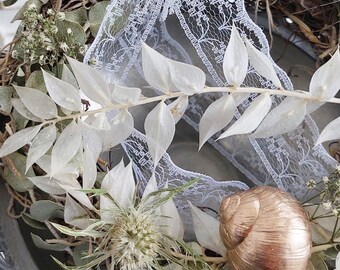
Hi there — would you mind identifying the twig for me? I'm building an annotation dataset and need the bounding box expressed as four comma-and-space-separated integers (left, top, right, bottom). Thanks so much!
169, 250, 228, 264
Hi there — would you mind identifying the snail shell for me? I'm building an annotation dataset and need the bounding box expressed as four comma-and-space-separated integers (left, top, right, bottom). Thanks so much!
219, 186, 311, 270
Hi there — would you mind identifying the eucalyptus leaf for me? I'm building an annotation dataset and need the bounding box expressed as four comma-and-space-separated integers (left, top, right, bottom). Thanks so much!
167, 96, 189, 123
89, 1, 109, 36
21, 213, 46, 230
0, 124, 42, 158
65, 194, 92, 229
245, 39, 282, 88
11, 0, 42, 22
199, 94, 236, 149
26, 70, 47, 93
51, 121, 82, 176
11, 98, 43, 122
189, 202, 226, 256
310, 253, 328, 270
67, 56, 111, 106
252, 97, 307, 138
145, 101, 175, 166
73, 244, 91, 266
30, 200, 64, 222
43, 70, 82, 112
223, 24, 248, 86
0, 86, 14, 113
56, 20, 86, 45
26, 125, 57, 173
31, 233, 67, 251
65, 7, 87, 25
316, 116, 340, 145
3, 152, 35, 192
218, 93, 272, 139
14, 86, 58, 119
111, 84, 141, 104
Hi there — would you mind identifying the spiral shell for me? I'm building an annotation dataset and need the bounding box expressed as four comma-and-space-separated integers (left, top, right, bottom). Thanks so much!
219, 186, 311, 270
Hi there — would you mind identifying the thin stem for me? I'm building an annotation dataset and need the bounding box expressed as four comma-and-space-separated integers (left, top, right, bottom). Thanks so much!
169, 250, 228, 264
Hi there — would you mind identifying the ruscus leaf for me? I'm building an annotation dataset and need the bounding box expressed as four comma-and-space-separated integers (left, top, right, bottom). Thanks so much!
111, 84, 141, 104
11, 98, 43, 122
145, 101, 175, 166
316, 116, 340, 145
82, 146, 97, 189
218, 93, 272, 139
199, 94, 236, 149
223, 24, 248, 86
167, 96, 189, 123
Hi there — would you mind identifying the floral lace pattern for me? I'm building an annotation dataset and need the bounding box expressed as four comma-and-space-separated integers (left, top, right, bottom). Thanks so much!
85, 0, 337, 206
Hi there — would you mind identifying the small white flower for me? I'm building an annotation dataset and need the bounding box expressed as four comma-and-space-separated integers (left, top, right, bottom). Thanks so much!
332, 208, 339, 216
59, 42, 69, 52
56, 12, 65, 20
307, 179, 316, 189
66, 28, 73, 35
322, 201, 332, 210
78, 45, 87, 54
322, 176, 329, 184
47, 9, 55, 16
50, 25, 58, 34
28, 3, 37, 11
11, 50, 19, 59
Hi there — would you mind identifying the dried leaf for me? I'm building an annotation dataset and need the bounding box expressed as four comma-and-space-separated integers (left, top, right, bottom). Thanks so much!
223, 24, 248, 86
26, 125, 57, 173
62, 64, 78, 89
143, 174, 158, 199
31, 233, 67, 251
199, 94, 236, 148
29, 176, 65, 194
189, 202, 227, 256
11, 98, 43, 122
111, 84, 141, 104
310, 50, 340, 100
30, 200, 63, 222
14, 86, 58, 119
142, 42, 171, 93
168, 59, 206, 94
0, 86, 14, 113
316, 116, 340, 145
51, 121, 82, 176
101, 109, 134, 151
218, 93, 272, 139
83, 112, 110, 130
145, 101, 175, 166
252, 97, 307, 138
0, 124, 42, 158
60, 182, 95, 210
67, 56, 111, 106
167, 96, 189, 123
245, 40, 282, 88
82, 147, 97, 189
43, 70, 82, 112
336, 252, 340, 270
81, 128, 102, 160
65, 194, 91, 229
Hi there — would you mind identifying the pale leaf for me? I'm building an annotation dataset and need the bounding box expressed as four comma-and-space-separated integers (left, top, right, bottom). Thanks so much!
81, 128, 102, 160
223, 24, 248, 86
310, 50, 340, 101
232, 92, 250, 106
143, 174, 158, 198
12, 98, 43, 122
336, 252, 340, 270
66, 56, 111, 106
145, 101, 175, 166
316, 116, 340, 145
26, 125, 57, 173
218, 93, 272, 139
43, 70, 82, 112
199, 94, 236, 148
62, 64, 78, 89
51, 121, 82, 176
82, 146, 97, 189
142, 42, 171, 93
101, 109, 134, 151
29, 176, 65, 195
83, 112, 110, 130
14, 86, 58, 119
60, 182, 95, 210
189, 201, 227, 256
245, 39, 282, 88
65, 194, 91, 229
252, 97, 307, 138
168, 59, 206, 94
167, 96, 189, 123
111, 84, 141, 104
0, 124, 42, 158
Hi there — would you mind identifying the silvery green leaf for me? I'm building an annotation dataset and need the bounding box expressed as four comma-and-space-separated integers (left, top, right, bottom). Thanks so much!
29, 176, 65, 194
66, 56, 111, 106
0, 86, 14, 113
218, 93, 272, 139
199, 94, 236, 149
26, 125, 57, 173
168, 59, 206, 94
65, 194, 91, 229
310, 50, 340, 100
145, 101, 175, 166
82, 147, 97, 189
42, 70, 82, 112
101, 109, 134, 151
30, 200, 64, 222
223, 24, 248, 86
189, 202, 226, 256
252, 97, 307, 138
316, 116, 340, 144
142, 42, 171, 93
167, 96, 188, 123
245, 39, 282, 88
14, 86, 58, 119
83, 112, 110, 130
111, 84, 141, 104
51, 222, 105, 238
62, 64, 78, 89
12, 98, 43, 122
31, 234, 67, 251
0, 124, 42, 158
51, 121, 82, 176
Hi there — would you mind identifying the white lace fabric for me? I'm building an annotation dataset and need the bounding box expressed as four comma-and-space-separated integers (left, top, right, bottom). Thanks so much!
85, 0, 337, 234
